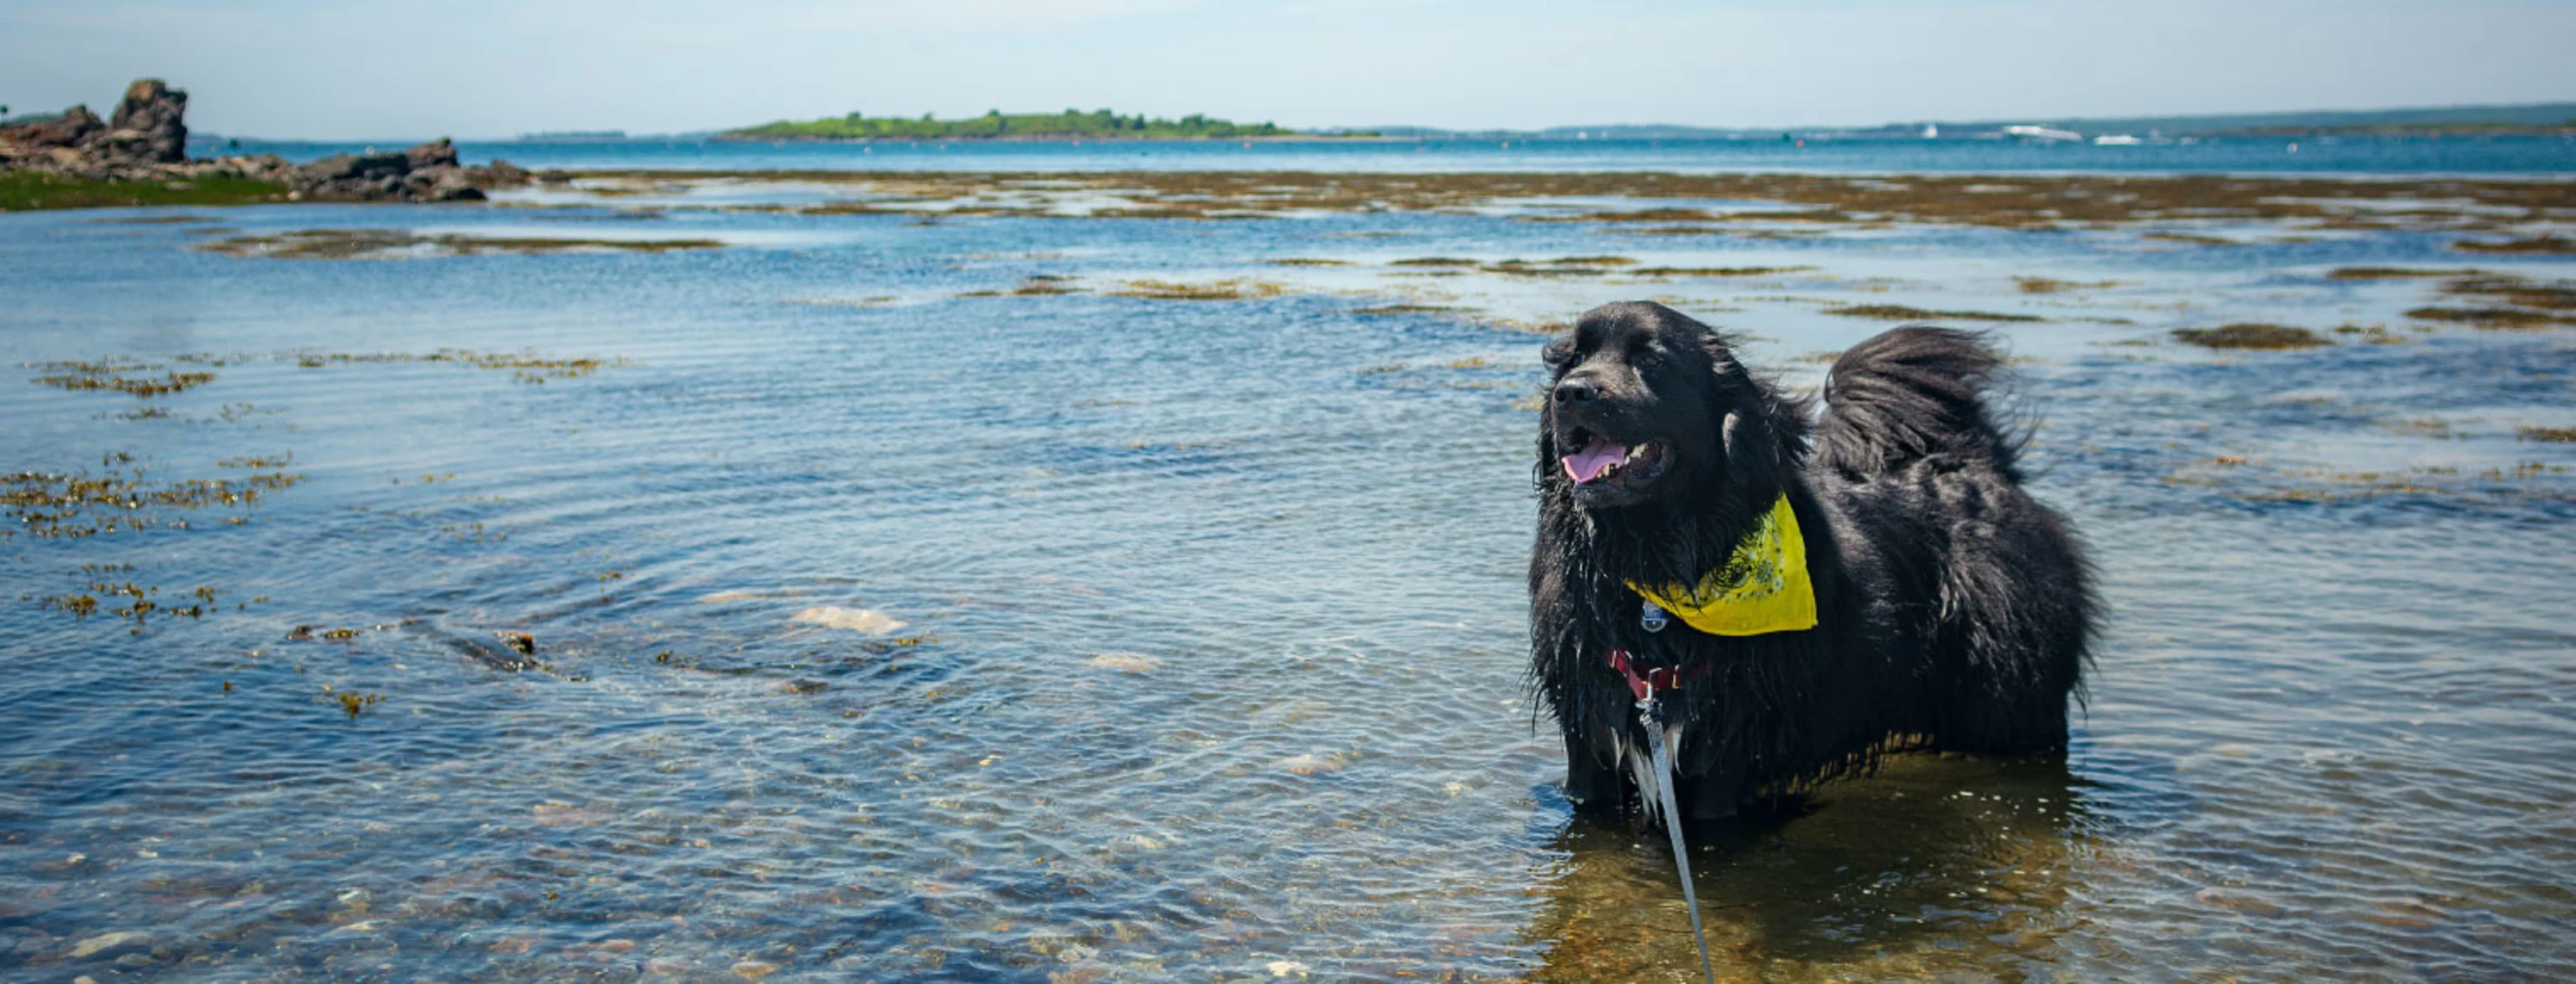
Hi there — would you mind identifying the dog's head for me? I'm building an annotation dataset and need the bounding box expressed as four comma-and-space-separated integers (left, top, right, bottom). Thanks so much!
1540, 301, 1804, 514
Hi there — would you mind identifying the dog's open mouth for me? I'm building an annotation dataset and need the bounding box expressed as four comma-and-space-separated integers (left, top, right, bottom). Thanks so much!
1561, 431, 1665, 487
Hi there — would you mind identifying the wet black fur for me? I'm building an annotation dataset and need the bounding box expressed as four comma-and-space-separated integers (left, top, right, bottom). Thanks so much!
1530, 302, 2094, 820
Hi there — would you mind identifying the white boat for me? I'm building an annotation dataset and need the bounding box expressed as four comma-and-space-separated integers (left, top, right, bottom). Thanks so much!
1923, 124, 1939, 139
2003, 125, 2082, 142
2093, 134, 2142, 146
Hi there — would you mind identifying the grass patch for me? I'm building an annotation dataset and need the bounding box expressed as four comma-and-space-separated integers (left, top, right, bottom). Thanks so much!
1821, 304, 2045, 323
2520, 427, 2576, 443
1389, 257, 1481, 267
1265, 258, 1353, 266
2172, 324, 2329, 350
0, 172, 289, 212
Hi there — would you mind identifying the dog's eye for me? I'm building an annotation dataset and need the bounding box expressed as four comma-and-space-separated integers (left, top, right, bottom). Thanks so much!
1631, 342, 1664, 369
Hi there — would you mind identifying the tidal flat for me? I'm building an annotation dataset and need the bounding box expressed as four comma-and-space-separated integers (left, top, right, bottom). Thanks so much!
3, 161, 2574, 980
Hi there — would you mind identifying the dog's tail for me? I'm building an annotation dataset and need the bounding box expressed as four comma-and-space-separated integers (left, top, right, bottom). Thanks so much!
1814, 326, 2021, 480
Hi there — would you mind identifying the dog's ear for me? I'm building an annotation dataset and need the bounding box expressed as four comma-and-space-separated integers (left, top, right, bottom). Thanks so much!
1540, 334, 1576, 374
1710, 347, 1808, 495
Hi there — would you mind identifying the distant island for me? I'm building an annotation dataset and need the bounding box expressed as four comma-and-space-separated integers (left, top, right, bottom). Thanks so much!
724, 108, 1366, 141
517, 129, 628, 141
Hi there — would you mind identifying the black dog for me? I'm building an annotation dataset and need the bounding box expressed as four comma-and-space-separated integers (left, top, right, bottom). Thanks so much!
1530, 302, 2093, 821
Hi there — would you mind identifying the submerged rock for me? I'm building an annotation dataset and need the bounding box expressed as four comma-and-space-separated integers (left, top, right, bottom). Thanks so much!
791, 606, 905, 635
66, 930, 150, 960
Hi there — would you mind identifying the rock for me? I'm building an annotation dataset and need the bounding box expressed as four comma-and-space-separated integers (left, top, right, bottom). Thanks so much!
284, 141, 524, 202
792, 607, 904, 635
406, 137, 461, 170
104, 79, 188, 164
427, 168, 486, 202
731, 960, 780, 978
2, 79, 530, 201
1, 105, 103, 149
66, 930, 150, 960
474, 159, 532, 188
1088, 652, 1160, 672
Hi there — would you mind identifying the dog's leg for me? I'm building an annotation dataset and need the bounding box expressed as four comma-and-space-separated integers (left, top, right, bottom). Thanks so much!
1561, 732, 1628, 814
1681, 762, 1744, 822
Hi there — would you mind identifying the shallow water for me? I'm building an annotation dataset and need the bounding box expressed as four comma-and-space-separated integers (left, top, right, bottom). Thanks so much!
3, 167, 2575, 981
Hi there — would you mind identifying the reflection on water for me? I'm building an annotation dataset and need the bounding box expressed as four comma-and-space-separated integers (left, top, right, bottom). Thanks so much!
2, 166, 2574, 979
1528, 756, 2092, 981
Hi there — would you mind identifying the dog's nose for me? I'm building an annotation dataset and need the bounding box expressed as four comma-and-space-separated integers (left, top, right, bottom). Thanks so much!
1554, 377, 1599, 404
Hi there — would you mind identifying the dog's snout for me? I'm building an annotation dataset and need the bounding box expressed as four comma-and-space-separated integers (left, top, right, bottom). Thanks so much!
1554, 377, 1600, 404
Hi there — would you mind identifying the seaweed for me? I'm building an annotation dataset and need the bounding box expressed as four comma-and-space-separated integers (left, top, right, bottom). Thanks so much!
2326, 266, 2468, 280
2454, 234, 2576, 255
2171, 324, 2329, 350
2403, 306, 2567, 330
1630, 266, 1812, 278
1107, 279, 1286, 300
2522, 427, 2576, 443
550, 168, 2576, 234
1821, 305, 2045, 323
2014, 277, 2123, 293
33, 360, 215, 397
3, 464, 303, 538
198, 228, 726, 260
2442, 274, 2576, 312
335, 691, 385, 718
2141, 232, 2239, 246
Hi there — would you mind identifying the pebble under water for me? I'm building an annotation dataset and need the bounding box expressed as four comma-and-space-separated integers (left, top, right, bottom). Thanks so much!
3, 174, 2575, 980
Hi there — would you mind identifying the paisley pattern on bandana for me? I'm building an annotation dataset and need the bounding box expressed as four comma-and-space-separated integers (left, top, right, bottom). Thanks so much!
1626, 493, 1818, 637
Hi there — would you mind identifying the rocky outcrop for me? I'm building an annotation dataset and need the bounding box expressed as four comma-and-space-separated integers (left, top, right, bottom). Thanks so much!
106, 79, 190, 164
286, 139, 528, 202
1, 78, 531, 203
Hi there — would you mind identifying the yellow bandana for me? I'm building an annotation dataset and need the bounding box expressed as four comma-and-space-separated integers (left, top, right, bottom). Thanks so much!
1625, 493, 1818, 636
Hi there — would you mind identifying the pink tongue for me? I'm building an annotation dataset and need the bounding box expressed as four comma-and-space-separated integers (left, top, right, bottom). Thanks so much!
1561, 438, 1628, 483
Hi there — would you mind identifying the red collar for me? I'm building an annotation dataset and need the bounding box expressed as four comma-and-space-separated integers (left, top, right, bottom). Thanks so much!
1607, 648, 1707, 702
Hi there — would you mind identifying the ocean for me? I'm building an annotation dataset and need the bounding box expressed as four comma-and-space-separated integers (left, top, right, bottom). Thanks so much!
3, 136, 2573, 979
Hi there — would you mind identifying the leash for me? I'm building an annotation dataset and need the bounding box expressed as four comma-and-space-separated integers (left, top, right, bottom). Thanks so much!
1613, 647, 1716, 984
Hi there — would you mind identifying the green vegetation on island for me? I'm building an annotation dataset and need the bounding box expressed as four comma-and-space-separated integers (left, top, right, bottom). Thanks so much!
725, 108, 1347, 141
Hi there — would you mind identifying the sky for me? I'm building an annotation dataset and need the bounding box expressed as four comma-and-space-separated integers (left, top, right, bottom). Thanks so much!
3, 0, 2573, 140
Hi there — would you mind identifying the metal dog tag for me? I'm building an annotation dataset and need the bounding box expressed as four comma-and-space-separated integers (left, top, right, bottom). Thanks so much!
1639, 598, 1669, 633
